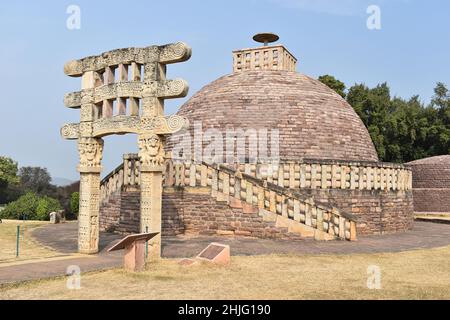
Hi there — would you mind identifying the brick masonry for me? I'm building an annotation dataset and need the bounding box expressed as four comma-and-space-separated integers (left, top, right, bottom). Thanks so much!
100, 188, 303, 240
99, 186, 413, 237
300, 189, 414, 235
170, 71, 379, 163
406, 155, 450, 213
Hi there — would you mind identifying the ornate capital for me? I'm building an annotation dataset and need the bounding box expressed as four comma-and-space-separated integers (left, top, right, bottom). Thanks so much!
78, 137, 103, 172
138, 134, 165, 171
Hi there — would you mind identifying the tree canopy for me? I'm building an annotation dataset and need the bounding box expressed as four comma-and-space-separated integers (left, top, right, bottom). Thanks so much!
19, 166, 52, 194
319, 75, 450, 162
0, 156, 19, 203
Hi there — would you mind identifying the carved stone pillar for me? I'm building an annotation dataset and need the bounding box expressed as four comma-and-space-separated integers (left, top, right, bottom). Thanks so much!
138, 133, 165, 260
77, 137, 103, 254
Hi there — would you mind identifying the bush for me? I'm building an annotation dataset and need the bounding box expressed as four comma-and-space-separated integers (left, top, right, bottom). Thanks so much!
36, 196, 62, 221
0, 191, 61, 221
70, 192, 79, 218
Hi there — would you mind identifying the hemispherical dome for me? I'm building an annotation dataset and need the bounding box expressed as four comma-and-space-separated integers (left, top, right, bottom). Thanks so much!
177, 70, 378, 162
406, 155, 450, 188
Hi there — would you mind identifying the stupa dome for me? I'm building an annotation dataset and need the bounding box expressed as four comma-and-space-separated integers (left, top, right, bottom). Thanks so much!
176, 55, 378, 162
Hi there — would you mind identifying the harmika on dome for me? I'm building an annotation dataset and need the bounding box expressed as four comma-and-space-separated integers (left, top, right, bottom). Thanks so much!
99, 34, 414, 239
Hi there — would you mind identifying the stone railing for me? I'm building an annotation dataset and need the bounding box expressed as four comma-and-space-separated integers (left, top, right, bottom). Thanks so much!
166, 161, 357, 241
100, 154, 140, 204
236, 159, 412, 192
100, 155, 412, 205
232, 44, 297, 73
100, 155, 359, 240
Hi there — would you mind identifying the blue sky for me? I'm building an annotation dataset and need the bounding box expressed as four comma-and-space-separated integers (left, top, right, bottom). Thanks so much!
0, 0, 449, 180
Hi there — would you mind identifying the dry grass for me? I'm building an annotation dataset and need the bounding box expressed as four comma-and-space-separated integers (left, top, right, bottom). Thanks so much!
0, 220, 59, 263
2, 245, 450, 300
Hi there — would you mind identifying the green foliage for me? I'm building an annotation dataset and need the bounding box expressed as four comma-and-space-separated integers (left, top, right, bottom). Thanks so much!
0, 156, 19, 204
0, 157, 19, 185
0, 191, 61, 221
345, 81, 450, 162
36, 196, 62, 221
318, 75, 347, 98
19, 166, 52, 194
0, 192, 40, 220
70, 192, 79, 217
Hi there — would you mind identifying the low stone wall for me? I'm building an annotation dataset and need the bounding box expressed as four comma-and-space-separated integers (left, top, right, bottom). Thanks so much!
99, 156, 414, 238
99, 188, 140, 234
100, 187, 305, 240
412, 189, 450, 213
300, 189, 414, 235
100, 186, 413, 237
406, 156, 450, 213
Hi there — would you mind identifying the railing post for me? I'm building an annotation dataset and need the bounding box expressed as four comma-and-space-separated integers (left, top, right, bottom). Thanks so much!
16, 225, 20, 258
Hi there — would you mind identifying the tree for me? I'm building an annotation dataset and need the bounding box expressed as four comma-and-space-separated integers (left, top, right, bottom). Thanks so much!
346, 83, 392, 160
345, 81, 450, 163
36, 196, 62, 221
19, 166, 52, 195
70, 192, 79, 217
318, 75, 347, 98
0, 156, 19, 204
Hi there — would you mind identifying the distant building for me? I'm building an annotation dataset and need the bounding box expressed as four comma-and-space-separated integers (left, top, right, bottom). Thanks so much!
406, 155, 450, 213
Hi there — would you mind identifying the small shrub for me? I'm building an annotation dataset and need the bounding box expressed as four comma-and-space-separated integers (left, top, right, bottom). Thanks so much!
0, 192, 61, 221
36, 196, 62, 221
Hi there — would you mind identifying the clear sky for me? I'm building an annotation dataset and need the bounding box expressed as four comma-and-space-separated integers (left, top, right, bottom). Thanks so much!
0, 0, 449, 181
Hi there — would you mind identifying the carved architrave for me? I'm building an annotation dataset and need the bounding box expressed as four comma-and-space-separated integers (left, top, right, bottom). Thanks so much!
64, 79, 188, 110
64, 42, 191, 77
61, 115, 188, 140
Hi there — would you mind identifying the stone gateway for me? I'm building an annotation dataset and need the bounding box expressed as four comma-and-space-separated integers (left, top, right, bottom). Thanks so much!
61, 42, 191, 256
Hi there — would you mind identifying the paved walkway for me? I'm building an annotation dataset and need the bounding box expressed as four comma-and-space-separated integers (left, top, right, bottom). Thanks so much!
31, 221, 450, 257
0, 254, 122, 285
162, 221, 450, 257
1, 221, 450, 285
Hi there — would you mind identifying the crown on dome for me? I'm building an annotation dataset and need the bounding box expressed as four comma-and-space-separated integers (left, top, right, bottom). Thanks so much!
232, 33, 297, 73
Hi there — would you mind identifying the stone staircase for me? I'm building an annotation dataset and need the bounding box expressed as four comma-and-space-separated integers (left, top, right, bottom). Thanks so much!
100, 155, 358, 241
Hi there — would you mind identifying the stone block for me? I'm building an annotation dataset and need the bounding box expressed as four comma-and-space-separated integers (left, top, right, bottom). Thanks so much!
242, 202, 258, 214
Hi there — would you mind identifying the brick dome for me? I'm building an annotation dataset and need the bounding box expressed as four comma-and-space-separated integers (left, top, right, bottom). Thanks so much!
406, 155, 450, 213
407, 155, 450, 188
176, 70, 378, 162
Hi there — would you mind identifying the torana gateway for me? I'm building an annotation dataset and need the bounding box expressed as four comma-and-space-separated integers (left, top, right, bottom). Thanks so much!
62, 35, 414, 255
61, 42, 192, 257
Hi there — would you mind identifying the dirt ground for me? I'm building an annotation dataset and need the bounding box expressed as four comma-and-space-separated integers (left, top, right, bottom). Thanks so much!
2, 245, 450, 300
0, 220, 60, 263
